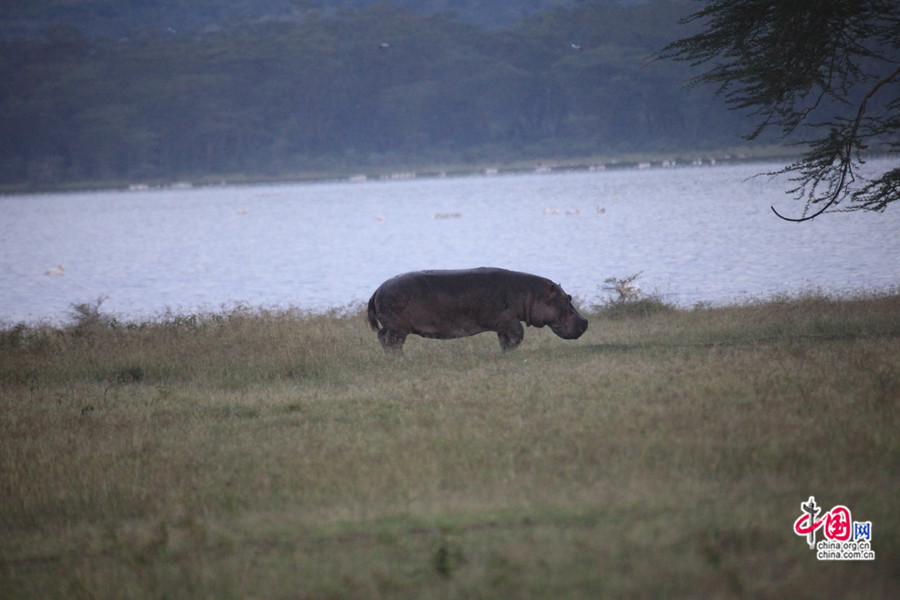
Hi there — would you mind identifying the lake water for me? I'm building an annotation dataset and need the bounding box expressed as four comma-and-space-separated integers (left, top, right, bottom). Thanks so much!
2, 160, 898, 325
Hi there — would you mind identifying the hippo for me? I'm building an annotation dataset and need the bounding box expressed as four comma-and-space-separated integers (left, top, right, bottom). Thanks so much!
367, 267, 588, 353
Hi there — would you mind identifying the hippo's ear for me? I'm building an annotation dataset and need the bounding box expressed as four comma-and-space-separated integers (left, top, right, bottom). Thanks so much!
547, 282, 560, 297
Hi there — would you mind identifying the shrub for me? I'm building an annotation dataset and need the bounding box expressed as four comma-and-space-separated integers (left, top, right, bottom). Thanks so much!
592, 272, 676, 319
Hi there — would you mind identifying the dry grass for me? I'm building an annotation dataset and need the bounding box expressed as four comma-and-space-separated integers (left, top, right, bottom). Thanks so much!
1, 293, 898, 598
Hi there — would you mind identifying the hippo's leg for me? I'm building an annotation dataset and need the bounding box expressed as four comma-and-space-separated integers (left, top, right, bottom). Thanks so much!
377, 328, 407, 355
496, 320, 524, 352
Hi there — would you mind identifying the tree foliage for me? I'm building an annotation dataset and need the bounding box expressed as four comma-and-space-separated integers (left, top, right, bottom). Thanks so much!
662, 0, 900, 221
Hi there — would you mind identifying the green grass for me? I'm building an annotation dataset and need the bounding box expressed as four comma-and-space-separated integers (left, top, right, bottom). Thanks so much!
1, 293, 898, 599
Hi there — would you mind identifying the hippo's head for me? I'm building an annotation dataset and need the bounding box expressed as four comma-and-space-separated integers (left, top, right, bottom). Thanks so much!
528, 282, 588, 340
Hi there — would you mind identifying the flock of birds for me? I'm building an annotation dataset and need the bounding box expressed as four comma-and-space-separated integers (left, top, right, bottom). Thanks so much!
379, 41, 585, 52
542, 205, 607, 215
393, 205, 607, 222
43, 197, 609, 279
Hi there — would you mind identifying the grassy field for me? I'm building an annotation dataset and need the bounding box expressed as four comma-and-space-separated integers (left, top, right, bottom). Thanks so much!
1, 292, 898, 599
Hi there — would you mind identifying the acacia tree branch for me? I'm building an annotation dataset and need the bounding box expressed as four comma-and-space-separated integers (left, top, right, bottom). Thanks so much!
663, 1, 900, 221
771, 63, 900, 222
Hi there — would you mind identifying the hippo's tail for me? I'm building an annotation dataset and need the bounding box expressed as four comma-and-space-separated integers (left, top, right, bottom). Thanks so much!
366, 293, 380, 331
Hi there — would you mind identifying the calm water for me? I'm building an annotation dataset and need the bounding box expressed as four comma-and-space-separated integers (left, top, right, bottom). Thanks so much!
2, 160, 898, 324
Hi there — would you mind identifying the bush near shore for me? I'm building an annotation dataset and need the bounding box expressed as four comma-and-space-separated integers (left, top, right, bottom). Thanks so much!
1, 292, 898, 599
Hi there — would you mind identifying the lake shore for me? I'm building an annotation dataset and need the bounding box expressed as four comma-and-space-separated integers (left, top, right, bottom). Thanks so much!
0, 144, 800, 196
2, 291, 897, 598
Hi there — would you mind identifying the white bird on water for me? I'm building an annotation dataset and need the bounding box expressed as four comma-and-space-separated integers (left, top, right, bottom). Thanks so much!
45, 264, 64, 276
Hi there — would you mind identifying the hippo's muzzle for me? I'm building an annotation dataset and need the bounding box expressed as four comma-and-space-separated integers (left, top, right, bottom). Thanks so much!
550, 307, 589, 340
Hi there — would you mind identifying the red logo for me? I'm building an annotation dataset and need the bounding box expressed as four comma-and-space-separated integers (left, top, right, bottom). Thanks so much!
793, 496, 874, 560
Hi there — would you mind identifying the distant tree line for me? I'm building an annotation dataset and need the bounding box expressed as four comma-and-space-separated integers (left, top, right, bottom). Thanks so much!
0, 0, 758, 187
0, 0, 582, 39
